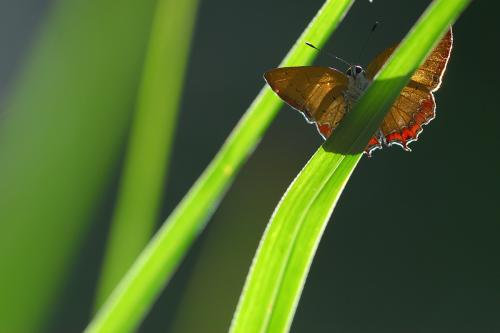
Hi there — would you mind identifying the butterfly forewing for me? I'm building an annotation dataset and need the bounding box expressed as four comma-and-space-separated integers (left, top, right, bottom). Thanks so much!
411, 29, 453, 92
365, 46, 396, 81
366, 30, 452, 87
264, 67, 349, 137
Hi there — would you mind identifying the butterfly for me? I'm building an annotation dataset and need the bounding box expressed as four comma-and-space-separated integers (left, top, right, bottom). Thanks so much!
264, 29, 453, 155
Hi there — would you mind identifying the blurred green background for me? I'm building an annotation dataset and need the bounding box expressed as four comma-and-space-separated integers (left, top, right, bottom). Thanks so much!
0, 0, 498, 332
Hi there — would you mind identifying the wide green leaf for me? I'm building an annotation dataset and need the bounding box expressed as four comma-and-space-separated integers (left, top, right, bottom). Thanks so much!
229, 1, 471, 332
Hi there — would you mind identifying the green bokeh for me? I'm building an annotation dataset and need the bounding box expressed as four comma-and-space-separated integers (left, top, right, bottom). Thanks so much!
0, 0, 156, 331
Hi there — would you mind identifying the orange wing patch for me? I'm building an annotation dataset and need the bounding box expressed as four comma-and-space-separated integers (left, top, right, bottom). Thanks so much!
380, 84, 436, 150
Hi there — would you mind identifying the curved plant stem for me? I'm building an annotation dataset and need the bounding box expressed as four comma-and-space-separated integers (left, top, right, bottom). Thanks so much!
230, 1, 471, 332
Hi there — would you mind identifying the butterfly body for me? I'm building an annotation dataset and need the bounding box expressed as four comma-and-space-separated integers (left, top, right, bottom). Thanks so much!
264, 30, 453, 155
344, 65, 370, 109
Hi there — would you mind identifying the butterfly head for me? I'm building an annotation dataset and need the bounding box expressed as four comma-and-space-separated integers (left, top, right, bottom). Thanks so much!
345, 65, 370, 101
345, 65, 365, 79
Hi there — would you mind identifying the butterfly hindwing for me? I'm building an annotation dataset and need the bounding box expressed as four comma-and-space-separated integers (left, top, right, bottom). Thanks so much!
365, 29, 453, 152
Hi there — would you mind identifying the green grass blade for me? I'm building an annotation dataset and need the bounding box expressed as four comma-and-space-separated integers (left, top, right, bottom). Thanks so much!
0, 1, 156, 332
84, 1, 354, 332
94, 0, 200, 310
229, 1, 471, 332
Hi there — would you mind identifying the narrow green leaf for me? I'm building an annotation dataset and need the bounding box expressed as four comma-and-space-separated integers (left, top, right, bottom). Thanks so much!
94, 0, 200, 310
85, 1, 354, 332
230, 1, 471, 332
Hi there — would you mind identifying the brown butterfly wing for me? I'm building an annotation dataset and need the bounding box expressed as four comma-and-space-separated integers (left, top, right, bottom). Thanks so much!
264, 67, 349, 138
365, 29, 453, 152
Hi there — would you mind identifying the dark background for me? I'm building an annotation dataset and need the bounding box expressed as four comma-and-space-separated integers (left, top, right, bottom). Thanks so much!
1, 0, 498, 332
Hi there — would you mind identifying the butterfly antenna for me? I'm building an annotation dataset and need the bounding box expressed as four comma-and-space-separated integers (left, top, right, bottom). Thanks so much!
305, 42, 352, 68
357, 21, 379, 62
